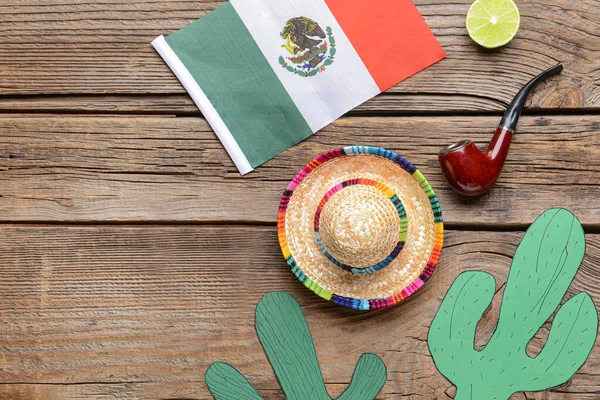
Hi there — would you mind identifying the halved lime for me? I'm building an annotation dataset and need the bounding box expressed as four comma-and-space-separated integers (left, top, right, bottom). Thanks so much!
466, 0, 520, 49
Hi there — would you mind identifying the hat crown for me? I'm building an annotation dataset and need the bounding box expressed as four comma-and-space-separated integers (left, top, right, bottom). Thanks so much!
318, 184, 402, 272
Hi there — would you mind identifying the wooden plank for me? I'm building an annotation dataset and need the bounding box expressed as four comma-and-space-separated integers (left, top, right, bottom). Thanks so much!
0, 225, 597, 399
0, 114, 599, 225
0, 93, 507, 115
0, 0, 598, 112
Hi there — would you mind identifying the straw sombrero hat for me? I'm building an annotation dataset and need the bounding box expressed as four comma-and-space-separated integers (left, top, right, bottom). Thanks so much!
278, 146, 443, 310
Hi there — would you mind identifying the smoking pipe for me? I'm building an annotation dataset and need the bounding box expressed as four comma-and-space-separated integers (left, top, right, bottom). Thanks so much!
438, 63, 563, 197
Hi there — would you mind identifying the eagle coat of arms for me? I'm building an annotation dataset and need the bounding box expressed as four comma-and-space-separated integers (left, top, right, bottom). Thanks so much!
278, 17, 336, 77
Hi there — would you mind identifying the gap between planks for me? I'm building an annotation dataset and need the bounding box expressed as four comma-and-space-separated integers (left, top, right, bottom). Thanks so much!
2, 221, 600, 234
0, 93, 599, 118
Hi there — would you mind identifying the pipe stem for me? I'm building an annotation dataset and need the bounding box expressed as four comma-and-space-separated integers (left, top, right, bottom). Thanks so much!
499, 63, 563, 132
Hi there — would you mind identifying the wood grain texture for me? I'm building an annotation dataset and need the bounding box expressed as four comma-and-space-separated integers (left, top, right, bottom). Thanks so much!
0, 114, 599, 225
0, 0, 598, 112
1, 1, 599, 399
0, 226, 598, 399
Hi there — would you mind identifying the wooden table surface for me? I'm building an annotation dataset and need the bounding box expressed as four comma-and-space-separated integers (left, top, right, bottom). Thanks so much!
1, 0, 599, 399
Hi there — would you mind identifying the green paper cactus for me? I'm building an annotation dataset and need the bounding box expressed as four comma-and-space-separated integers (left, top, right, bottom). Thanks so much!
206, 291, 387, 400
428, 208, 598, 399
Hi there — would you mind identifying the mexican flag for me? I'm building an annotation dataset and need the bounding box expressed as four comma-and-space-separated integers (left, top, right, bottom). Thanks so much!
153, 0, 445, 175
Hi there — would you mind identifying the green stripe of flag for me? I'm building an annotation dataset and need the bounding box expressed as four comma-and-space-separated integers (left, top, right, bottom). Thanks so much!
166, 3, 313, 168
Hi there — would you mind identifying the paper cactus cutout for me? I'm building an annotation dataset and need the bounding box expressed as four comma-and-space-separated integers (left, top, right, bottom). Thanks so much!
428, 208, 598, 400
205, 291, 387, 400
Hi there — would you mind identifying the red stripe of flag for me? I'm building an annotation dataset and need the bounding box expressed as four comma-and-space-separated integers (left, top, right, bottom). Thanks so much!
326, 0, 446, 91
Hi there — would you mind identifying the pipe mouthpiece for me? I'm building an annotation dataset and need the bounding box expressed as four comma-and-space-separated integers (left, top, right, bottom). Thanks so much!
546, 63, 564, 75
500, 63, 563, 131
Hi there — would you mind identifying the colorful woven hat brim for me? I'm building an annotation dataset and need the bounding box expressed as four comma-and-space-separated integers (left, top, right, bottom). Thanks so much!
278, 146, 444, 310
